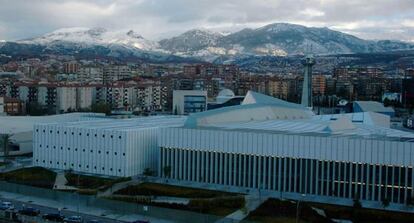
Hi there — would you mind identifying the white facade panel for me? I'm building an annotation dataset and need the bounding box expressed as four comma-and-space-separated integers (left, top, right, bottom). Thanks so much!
159, 128, 414, 167
33, 116, 186, 177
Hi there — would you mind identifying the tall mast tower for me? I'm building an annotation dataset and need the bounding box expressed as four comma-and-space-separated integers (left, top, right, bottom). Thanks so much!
301, 54, 316, 108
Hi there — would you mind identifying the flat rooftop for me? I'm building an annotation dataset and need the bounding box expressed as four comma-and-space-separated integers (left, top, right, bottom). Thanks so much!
35, 115, 187, 132
0, 113, 106, 134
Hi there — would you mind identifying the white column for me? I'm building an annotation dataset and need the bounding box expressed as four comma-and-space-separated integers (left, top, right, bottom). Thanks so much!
404, 167, 408, 204
391, 166, 395, 202
158, 148, 163, 177
191, 150, 196, 181
378, 165, 383, 202
224, 153, 228, 185
337, 162, 341, 198
214, 153, 219, 184
382, 166, 387, 202
326, 161, 330, 196
268, 157, 272, 190
196, 151, 200, 182
310, 160, 314, 194
348, 163, 353, 199
218, 153, 223, 184
273, 157, 277, 191
288, 158, 292, 192
205, 152, 209, 183
366, 164, 370, 200
253, 156, 257, 188
321, 161, 325, 196
398, 167, 402, 203
355, 163, 359, 199
315, 160, 319, 195
198, 151, 207, 182
283, 158, 287, 192
174, 149, 178, 179
179, 149, 184, 180
247, 155, 251, 188
242, 154, 246, 187
186, 151, 189, 181
299, 159, 303, 193
342, 162, 347, 198
263, 156, 267, 190
360, 164, 364, 200
294, 159, 297, 193
332, 161, 336, 197
278, 157, 282, 192
412, 167, 414, 199
210, 152, 214, 184
229, 153, 233, 186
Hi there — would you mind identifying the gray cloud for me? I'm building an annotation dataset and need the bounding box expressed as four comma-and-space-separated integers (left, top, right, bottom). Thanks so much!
0, 0, 413, 42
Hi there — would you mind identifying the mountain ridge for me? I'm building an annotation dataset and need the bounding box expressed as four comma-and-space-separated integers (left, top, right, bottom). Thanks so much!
1, 23, 413, 62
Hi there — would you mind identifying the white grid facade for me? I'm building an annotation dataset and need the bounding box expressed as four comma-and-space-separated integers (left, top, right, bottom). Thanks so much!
33, 116, 185, 177
159, 127, 414, 205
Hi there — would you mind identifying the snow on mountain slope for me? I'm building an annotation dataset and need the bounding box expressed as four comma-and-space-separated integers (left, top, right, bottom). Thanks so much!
19, 27, 159, 51
2, 23, 413, 62
159, 29, 223, 52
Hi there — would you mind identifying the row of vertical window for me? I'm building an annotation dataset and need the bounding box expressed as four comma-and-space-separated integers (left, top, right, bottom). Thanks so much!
161, 147, 414, 204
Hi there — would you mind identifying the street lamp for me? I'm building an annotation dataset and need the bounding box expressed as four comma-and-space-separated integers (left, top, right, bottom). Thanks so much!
296, 194, 306, 223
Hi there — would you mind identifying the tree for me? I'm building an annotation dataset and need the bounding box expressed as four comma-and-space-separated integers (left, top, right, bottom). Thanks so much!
26, 102, 47, 116
91, 103, 111, 115
1, 134, 13, 160
383, 98, 390, 107
163, 166, 172, 178
353, 193, 362, 209
143, 168, 154, 177
382, 197, 390, 208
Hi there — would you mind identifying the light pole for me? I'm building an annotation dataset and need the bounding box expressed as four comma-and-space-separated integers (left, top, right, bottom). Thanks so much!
296, 194, 306, 223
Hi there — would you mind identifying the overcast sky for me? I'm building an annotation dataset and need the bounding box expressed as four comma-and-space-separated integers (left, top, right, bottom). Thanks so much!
0, 0, 413, 42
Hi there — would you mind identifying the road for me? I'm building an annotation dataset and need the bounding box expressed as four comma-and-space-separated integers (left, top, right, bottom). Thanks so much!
0, 197, 146, 223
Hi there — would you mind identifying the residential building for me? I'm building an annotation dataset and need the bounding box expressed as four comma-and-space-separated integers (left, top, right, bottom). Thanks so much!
0, 97, 4, 115
103, 65, 132, 83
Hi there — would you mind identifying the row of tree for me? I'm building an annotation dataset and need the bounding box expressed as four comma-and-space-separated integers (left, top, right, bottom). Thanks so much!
0, 134, 12, 161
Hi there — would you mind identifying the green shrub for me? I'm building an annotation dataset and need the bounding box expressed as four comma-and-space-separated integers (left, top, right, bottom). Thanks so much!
0, 167, 56, 189
115, 183, 235, 198
189, 196, 245, 212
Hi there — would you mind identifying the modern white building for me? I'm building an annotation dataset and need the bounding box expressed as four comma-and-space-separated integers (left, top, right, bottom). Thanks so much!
0, 113, 104, 156
159, 91, 414, 209
172, 90, 207, 115
33, 116, 186, 177
353, 101, 395, 117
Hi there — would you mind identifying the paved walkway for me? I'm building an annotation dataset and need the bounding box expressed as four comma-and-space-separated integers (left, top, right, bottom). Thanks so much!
53, 171, 77, 190
98, 179, 142, 197
216, 195, 267, 223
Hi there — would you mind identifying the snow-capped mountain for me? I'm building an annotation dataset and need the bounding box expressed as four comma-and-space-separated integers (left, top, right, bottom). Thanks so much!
0, 23, 413, 62
19, 27, 159, 51
159, 23, 414, 59
159, 29, 223, 53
